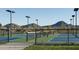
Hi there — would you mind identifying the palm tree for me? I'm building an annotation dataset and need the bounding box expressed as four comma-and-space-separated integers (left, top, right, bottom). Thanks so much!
25, 16, 30, 42
74, 8, 79, 37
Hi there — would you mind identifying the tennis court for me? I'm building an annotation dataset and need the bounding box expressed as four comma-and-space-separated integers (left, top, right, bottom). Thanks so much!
49, 33, 79, 44
0, 32, 42, 43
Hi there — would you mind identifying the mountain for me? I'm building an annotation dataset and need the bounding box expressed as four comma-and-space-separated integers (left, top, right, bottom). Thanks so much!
4, 23, 21, 29
0, 23, 2, 27
42, 21, 69, 29
3, 21, 78, 30
0, 23, 6, 29
21, 23, 41, 29
52, 21, 68, 27
50, 21, 69, 29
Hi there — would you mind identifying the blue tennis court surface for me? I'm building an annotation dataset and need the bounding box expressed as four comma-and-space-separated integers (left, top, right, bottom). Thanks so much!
1, 33, 79, 44
15, 33, 35, 39
50, 34, 79, 43
0, 37, 18, 41
0, 33, 39, 41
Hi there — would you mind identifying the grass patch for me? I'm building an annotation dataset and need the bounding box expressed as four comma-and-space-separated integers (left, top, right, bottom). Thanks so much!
24, 45, 79, 50
0, 41, 7, 45
0, 34, 16, 37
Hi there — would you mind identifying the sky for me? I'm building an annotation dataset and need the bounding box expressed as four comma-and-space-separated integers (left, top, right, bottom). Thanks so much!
0, 8, 79, 26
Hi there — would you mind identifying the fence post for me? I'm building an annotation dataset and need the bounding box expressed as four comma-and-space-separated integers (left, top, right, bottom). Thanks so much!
67, 28, 69, 45
26, 32, 28, 42
35, 29, 37, 45
7, 27, 10, 42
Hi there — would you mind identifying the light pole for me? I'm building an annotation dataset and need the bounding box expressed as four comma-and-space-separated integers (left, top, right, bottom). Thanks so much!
35, 19, 38, 45
36, 19, 38, 28
6, 10, 15, 42
70, 19, 72, 25
67, 23, 69, 45
25, 16, 30, 42
70, 19, 72, 34
74, 8, 79, 37
72, 15, 75, 35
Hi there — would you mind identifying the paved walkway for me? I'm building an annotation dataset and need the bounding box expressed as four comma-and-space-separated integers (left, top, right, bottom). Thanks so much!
0, 42, 32, 50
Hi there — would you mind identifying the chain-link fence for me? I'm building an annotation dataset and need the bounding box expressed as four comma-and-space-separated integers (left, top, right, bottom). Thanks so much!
0, 27, 79, 45
34, 28, 79, 45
